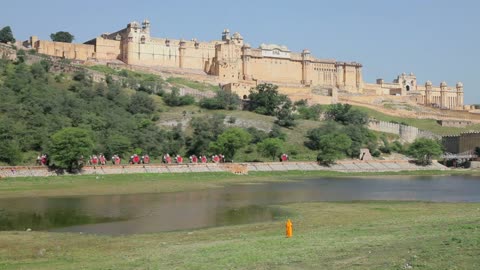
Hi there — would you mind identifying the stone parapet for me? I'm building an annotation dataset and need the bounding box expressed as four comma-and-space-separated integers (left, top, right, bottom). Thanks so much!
368, 119, 440, 143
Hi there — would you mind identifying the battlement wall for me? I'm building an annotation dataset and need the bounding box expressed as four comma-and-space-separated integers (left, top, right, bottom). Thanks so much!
94, 37, 121, 60
34, 40, 95, 61
125, 38, 217, 72
368, 119, 440, 142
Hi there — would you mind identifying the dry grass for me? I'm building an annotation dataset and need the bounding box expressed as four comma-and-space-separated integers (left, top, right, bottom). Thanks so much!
0, 201, 479, 269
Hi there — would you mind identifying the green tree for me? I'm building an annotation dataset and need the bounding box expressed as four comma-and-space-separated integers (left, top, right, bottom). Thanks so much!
50, 31, 74, 43
246, 127, 269, 144
269, 124, 287, 141
248, 83, 287, 115
163, 88, 195, 106
296, 104, 323, 121
407, 138, 443, 165
15, 50, 26, 63
128, 92, 156, 114
200, 91, 240, 110
275, 99, 296, 128
0, 141, 22, 165
102, 134, 131, 158
316, 134, 352, 165
0, 26, 15, 44
179, 94, 195, 106
344, 125, 378, 158
257, 138, 284, 161
30, 62, 47, 79
305, 121, 342, 150
390, 141, 405, 153
325, 103, 368, 126
293, 99, 308, 107
210, 128, 252, 161
49, 128, 94, 171
187, 114, 226, 155
72, 70, 88, 82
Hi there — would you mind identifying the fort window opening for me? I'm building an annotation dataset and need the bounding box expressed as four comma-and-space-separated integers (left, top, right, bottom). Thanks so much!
406, 85, 410, 91
243, 95, 247, 99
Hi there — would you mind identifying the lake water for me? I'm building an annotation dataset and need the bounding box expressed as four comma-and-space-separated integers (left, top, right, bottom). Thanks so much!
0, 175, 479, 235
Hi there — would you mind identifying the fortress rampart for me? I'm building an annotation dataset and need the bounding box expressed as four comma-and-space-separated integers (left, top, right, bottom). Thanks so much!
22, 19, 466, 109
27, 20, 362, 104
368, 120, 440, 142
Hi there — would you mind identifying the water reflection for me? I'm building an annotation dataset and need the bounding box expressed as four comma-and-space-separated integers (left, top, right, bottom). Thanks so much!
0, 208, 121, 231
0, 175, 479, 235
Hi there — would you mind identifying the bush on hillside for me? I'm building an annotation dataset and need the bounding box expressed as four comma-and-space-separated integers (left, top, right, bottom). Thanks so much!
200, 91, 240, 110
163, 88, 195, 106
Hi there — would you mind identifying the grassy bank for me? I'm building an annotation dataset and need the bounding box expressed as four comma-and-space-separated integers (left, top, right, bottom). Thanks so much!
0, 201, 479, 269
0, 170, 479, 198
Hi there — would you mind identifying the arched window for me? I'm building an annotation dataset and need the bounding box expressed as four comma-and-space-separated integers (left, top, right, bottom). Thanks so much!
140, 36, 146, 44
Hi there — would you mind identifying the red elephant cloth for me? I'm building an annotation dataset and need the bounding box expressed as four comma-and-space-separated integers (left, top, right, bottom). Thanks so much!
176, 156, 183, 163
133, 155, 140, 164
201, 156, 207, 163
191, 155, 198, 163
143, 156, 150, 164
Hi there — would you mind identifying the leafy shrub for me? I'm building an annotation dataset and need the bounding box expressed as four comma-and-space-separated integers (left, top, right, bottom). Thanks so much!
200, 91, 240, 110
163, 88, 195, 106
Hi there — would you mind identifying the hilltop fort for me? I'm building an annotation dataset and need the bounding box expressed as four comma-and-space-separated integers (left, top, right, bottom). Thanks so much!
26, 19, 466, 110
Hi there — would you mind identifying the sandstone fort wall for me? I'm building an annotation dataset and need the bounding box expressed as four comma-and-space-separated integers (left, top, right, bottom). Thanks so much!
19, 19, 470, 112
368, 120, 440, 142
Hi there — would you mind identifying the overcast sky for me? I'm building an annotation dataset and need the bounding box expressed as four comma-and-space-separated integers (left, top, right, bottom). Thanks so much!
3, 0, 479, 103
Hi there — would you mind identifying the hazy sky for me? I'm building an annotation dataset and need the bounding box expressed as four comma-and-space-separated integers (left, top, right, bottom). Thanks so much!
3, 0, 479, 103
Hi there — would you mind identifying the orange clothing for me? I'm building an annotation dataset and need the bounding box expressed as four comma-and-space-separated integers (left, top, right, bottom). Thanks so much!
286, 219, 293, 238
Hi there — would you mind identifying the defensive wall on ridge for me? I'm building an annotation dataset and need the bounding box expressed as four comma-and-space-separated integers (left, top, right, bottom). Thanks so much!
368, 120, 440, 143
340, 97, 480, 122
0, 160, 448, 178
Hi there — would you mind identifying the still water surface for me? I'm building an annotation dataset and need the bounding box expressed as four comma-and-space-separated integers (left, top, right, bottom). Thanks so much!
0, 175, 479, 235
